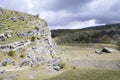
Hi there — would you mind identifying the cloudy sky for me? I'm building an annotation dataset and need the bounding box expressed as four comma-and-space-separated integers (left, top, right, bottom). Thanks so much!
0, 0, 120, 29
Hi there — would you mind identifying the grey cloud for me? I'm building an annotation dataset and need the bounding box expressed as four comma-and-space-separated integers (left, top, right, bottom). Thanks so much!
0, 0, 120, 29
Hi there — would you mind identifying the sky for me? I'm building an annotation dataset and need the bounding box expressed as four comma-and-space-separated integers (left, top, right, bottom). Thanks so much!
0, 0, 120, 29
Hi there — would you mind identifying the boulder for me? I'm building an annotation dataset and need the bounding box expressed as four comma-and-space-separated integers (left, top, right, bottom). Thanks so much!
53, 62, 60, 71
0, 33, 5, 41
10, 17, 17, 22
6, 33, 12, 38
101, 47, 118, 53
95, 50, 102, 54
0, 70, 6, 74
53, 66, 60, 71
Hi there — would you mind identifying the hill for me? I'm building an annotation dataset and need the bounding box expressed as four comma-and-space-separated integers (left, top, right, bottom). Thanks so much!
51, 23, 120, 44
0, 7, 58, 68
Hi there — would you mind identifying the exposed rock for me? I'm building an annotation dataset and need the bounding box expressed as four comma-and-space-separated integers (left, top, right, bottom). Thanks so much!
0, 7, 58, 71
0, 58, 13, 66
53, 66, 60, 71
0, 70, 6, 74
6, 33, 12, 38
0, 8, 5, 15
95, 50, 102, 54
10, 17, 17, 22
101, 47, 118, 53
18, 16, 24, 21
0, 18, 4, 20
0, 40, 31, 51
0, 33, 5, 41
19, 59, 31, 67
53, 62, 60, 71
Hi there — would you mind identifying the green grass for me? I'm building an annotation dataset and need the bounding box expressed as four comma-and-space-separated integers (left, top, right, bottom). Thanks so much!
44, 68, 120, 80
0, 43, 120, 80
57, 44, 120, 61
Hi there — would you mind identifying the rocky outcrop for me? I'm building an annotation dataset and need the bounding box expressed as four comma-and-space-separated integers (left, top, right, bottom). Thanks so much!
0, 7, 59, 68
0, 34, 5, 41
95, 47, 118, 54
0, 40, 31, 51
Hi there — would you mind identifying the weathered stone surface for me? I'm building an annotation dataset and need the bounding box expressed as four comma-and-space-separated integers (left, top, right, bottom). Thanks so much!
0, 7, 58, 71
0, 58, 13, 66
95, 50, 102, 54
101, 47, 118, 53
18, 16, 24, 21
0, 33, 5, 41
0, 70, 6, 74
0, 40, 31, 51
53, 62, 60, 71
6, 33, 12, 38
10, 17, 17, 22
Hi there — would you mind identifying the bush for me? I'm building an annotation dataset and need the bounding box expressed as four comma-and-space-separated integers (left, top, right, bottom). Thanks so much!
20, 54, 25, 58
59, 62, 66, 69
35, 27, 39, 31
8, 50, 14, 56
73, 66, 76, 69
31, 36, 36, 42
2, 62, 7, 66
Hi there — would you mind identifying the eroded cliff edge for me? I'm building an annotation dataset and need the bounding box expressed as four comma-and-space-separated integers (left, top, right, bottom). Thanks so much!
0, 7, 59, 70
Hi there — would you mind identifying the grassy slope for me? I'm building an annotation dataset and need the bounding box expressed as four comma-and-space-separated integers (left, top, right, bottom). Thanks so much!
0, 7, 42, 44
44, 68, 120, 80
51, 23, 120, 44
43, 44, 120, 80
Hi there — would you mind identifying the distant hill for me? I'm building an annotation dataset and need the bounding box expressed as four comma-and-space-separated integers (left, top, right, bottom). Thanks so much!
51, 23, 120, 44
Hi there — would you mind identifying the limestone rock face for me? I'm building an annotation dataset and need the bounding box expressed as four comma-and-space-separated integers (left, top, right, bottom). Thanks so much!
0, 7, 58, 67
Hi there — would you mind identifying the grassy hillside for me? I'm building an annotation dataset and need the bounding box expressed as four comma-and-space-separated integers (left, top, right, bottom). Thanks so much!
51, 23, 120, 44
45, 68, 120, 80
0, 7, 47, 44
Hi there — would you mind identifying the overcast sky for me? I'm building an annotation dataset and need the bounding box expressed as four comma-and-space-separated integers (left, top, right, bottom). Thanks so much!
0, 0, 120, 29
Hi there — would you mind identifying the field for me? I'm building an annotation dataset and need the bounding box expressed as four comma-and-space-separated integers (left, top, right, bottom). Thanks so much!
0, 43, 120, 80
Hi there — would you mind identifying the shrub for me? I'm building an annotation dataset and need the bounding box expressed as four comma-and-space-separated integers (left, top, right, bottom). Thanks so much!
2, 62, 7, 66
8, 50, 14, 56
73, 66, 76, 69
20, 54, 25, 58
59, 62, 66, 69
31, 36, 36, 42
35, 27, 39, 31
